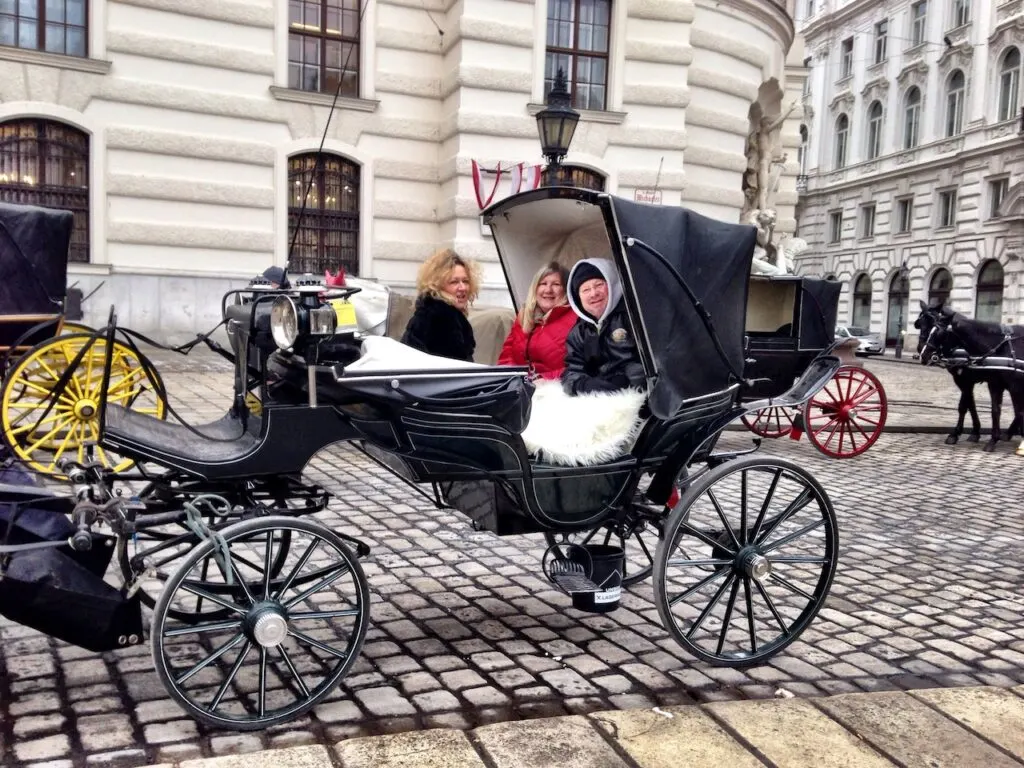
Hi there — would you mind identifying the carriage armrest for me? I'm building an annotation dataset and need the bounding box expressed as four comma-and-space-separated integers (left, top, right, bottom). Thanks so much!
102, 405, 261, 464
744, 354, 841, 412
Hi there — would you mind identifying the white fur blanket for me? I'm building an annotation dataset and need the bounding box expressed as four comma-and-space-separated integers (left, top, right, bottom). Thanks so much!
521, 379, 647, 466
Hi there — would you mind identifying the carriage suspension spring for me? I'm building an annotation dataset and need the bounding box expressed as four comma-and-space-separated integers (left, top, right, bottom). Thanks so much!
182, 495, 235, 586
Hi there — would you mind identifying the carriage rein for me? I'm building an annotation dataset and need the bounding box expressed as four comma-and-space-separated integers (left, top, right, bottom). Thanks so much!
922, 321, 1023, 371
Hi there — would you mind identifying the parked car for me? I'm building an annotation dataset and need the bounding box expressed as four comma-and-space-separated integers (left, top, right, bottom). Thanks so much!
835, 326, 883, 356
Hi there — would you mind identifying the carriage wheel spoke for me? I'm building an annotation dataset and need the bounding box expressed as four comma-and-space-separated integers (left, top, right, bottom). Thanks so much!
744, 576, 758, 653
208, 641, 251, 711
277, 645, 311, 699
273, 539, 321, 601
761, 518, 825, 554
163, 619, 241, 637
755, 489, 813, 545
289, 608, 362, 621
258, 647, 268, 718
179, 583, 248, 615
753, 579, 790, 636
680, 522, 735, 553
174, 632, 245, 685
771, 555, 829, 564
707, 489, 740, 550
739, 471, 749, 545
750, 469, 782, 542
283, 562, 351, 609
669, 564, 729, 605
686, 574, 735, 640
288, 628, 350, 659
768, 572, 815, 601
716, 577, 742, 655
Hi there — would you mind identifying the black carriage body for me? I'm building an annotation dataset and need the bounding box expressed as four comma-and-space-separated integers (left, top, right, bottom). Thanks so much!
0, 202, 74, 349
743, 275, 841, 400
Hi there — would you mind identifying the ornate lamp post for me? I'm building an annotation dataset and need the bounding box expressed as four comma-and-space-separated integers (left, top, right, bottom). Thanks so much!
535, 68, 580, 186
895, 261, 910, 359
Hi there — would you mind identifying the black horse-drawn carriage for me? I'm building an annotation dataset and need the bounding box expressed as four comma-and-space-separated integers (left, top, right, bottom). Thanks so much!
0, 203, 167, 476
0, 188, 843, 730
741, 274, 888, 458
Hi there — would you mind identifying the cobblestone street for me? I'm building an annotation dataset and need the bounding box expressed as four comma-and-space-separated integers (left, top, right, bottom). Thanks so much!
2, 353, 1023, 768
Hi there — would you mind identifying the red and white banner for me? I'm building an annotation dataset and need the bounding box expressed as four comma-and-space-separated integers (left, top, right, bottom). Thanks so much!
472, 160, 544, 211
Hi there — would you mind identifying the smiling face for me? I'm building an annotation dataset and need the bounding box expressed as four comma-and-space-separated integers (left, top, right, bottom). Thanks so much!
445, 265, 471, 310
535, 271, 566, 313
578, 277, 609, 319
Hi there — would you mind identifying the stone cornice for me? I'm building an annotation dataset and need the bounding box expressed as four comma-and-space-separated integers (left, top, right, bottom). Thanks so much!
700, 0, 794, 51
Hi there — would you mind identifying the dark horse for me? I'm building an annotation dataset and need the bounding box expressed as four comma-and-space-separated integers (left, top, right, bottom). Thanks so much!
914, 301, 1024, 451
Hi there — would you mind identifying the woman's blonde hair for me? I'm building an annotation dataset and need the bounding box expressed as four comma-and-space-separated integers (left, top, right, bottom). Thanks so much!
520, 261, 569, 332
416, 248, 482, 310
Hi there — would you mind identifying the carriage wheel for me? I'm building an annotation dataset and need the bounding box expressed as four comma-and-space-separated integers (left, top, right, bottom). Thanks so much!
803, 366, 886, 458
741, 406, 797, 438
0, 333, 167, 476
152, 516, 369, 730
653, 455, 838, 667
544, 502, 666, 587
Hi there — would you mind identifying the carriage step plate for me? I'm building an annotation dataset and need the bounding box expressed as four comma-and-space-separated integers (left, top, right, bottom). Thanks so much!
550, 572, 601, 594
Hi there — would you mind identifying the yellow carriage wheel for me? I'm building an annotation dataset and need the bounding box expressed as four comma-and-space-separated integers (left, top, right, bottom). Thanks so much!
1, 333, 168, 476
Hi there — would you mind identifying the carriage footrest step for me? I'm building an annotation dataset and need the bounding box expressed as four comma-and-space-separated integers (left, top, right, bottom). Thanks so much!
550, 572, 601, 594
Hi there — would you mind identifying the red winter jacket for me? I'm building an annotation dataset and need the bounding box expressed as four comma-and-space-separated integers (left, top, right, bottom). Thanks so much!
498, 304, 578, 379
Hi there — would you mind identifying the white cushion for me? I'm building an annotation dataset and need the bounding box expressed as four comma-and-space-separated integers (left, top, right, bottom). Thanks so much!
345, 335, 488, 372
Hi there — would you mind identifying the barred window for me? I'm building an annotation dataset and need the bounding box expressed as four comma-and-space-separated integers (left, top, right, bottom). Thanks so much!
288, 0, 360, 96
0, 0, 87, 57
287, 153, 360, 276
545, 0, 611, 111
0, 118, 89, 262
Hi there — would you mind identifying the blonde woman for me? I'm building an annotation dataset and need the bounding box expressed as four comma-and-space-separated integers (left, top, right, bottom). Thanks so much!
401, 248, 482, 361
497, 261, 577, 379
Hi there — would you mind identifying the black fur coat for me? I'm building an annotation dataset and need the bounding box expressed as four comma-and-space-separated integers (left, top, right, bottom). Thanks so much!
400, 294, 476, 362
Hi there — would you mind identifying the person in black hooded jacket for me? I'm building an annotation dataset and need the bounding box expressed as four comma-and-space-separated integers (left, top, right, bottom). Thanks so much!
400, 248, 480, 362
561, 257, 645, 395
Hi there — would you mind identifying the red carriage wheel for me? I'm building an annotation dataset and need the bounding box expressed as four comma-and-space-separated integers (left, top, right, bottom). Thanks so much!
741, 406, 798, 438
804, 366, 887, 458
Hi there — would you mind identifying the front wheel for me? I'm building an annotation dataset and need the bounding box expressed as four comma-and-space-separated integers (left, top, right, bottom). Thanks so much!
151, 517, 370, 730
653, 455, 838, 667
804, 366, 886, 458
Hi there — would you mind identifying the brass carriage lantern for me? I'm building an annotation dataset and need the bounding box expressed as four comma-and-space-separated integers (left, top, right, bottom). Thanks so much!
536, 68, 580, 185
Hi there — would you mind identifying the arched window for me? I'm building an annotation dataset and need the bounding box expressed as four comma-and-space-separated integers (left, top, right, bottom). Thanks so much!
541, 164, 606, 190
945, 70, 965, 137
0, 119, 89, 262
834, 113, 849, 169
886, 269, 909, 346
998, 47, 1021, 122
928, 267, 952, 307
852, 273, 872, 330
903, 87, 922, 149
866, 101, 883, 160
287, 152, 360, 276
288, 0, 361, 95
975, 260, 1004, 323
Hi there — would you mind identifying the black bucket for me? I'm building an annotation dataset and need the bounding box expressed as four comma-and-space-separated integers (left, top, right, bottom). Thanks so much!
570, 544, 624, 613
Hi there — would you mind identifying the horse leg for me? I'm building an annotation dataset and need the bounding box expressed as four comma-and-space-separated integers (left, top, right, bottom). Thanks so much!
984, 381, 1003, 452
1005, 379, 1024, 441
947, 385, 970, 444
964, 374, 981, 443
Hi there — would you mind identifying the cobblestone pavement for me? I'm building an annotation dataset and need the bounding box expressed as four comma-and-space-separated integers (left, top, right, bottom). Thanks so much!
2, 352, 1023, 767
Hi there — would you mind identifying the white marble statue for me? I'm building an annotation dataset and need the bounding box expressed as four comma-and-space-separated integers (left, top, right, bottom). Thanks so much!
744, 101, 798, 218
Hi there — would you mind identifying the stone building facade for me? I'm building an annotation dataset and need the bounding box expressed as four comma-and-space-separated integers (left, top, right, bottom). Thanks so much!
794, 0, 1024, 347
0, 0, 804, 335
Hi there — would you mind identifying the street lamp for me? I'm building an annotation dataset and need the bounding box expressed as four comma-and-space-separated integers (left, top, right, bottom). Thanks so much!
535, 68, 580, 186
894, 262, 910, 359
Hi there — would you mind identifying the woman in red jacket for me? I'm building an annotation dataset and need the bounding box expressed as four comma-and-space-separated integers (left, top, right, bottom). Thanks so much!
498, 261, 577, 379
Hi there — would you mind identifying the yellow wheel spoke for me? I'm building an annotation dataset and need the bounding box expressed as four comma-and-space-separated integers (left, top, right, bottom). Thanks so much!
24, 415, 78, 455
8, 411, 66, 436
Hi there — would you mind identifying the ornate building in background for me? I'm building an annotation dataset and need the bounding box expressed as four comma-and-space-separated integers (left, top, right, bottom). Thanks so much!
0, 0, 805, 335
793, 0, 1024, 347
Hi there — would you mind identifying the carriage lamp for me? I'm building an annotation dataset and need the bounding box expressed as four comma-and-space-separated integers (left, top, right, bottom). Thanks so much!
535, 68, 580, 177
270, 294, 339, 350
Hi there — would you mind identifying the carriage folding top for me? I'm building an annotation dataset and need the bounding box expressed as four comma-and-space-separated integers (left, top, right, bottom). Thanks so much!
0, 202, 74, 351
486, 187, 758, 420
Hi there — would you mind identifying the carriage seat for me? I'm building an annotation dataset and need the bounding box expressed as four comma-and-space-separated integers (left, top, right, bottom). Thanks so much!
344, 335, 490, 373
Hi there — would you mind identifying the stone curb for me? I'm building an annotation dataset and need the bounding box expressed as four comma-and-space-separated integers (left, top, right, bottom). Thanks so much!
140, 686, 1024, 768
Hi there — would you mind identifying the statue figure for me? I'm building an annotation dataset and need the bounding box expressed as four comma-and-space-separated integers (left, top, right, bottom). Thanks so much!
746, 209, 788, 275
744, 101, 798, 217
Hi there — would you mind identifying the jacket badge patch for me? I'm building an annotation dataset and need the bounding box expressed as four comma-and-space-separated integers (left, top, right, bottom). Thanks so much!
611, 328, 628, 343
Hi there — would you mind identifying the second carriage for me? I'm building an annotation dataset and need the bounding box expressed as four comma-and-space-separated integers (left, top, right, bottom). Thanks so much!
1, 187, 844, 732
740, 273, 888, 458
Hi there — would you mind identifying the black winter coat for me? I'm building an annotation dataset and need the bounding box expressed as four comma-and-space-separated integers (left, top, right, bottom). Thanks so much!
401, 294, 476, 362
561, 301, 645, 395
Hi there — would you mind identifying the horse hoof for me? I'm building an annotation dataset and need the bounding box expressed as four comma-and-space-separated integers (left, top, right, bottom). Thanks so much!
967, 434, 980, 443
983, 442, 997, 453
945, 435, 958, 445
